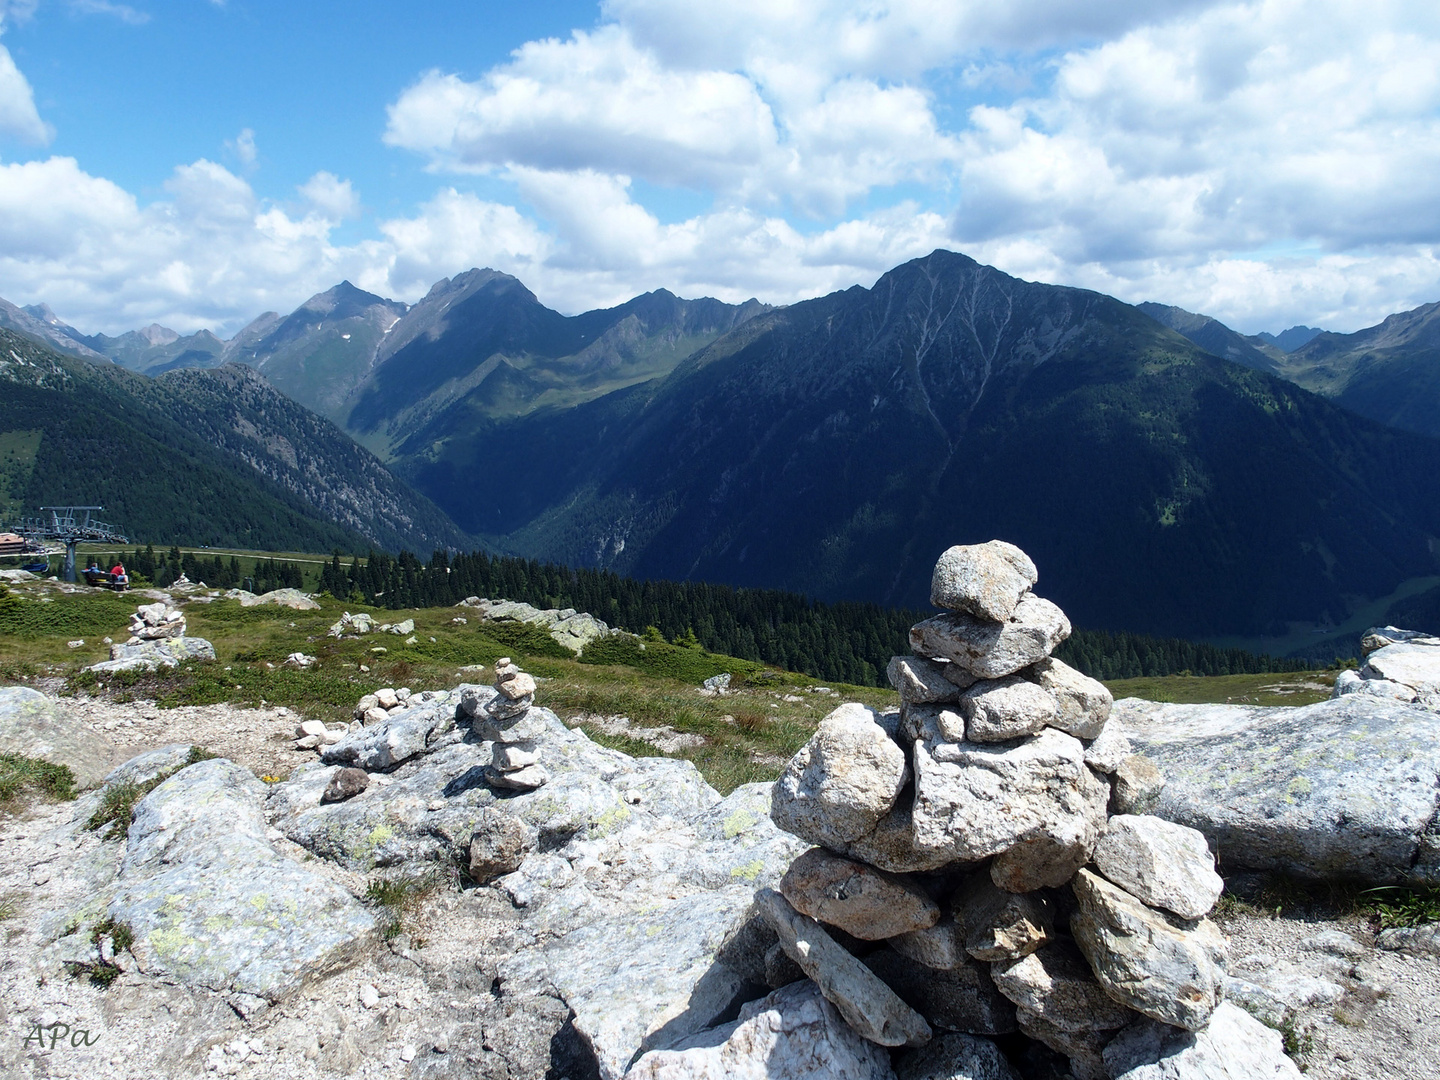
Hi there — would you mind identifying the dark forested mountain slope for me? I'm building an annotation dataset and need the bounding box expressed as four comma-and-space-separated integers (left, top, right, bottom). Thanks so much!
399, 250, 1440, 640
0, 328, 468, 553
1137, 302, 1285, 374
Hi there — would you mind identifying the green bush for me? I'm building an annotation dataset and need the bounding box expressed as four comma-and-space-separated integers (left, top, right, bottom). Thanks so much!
580, 633, 762, 684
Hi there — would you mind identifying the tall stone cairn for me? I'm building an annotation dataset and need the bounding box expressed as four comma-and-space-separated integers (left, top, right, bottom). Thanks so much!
765, 541, 1286, 1080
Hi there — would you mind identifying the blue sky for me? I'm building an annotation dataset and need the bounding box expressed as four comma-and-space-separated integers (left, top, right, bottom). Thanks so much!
0, 0, 1437, 337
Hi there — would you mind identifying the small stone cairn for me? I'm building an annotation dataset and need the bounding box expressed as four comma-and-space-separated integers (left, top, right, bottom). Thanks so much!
765, 541, 1265, 1079
127, 601, 185, 643
460, 657, 548, 791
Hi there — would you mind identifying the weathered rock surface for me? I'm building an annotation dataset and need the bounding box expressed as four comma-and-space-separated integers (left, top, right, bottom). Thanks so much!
468, 806, 535, 880
1361, 641, 1440, 707
1070, 869, 1224, 1031
758, 888, 932, 1048
238, 587, 319, 610
929, 541, 1038, 622
1092, 815, 1224, 920
1117, 695, 1440, 883
460, 597, 613, 654
320, 689, 470, 770
86, 635, 216, 673
890, 916, 969, 970
895, 1032, 1021, 1080
626, 979, 896, 1080
862, 948, 1017, 1036
320, 766, 369, 803
779, 848, 941, 940
107, 758, 377, 1003
952, 873, 1054, 961
990, 938, 1135, 1033
1376, 922, 1440, 958
889, 655, 964, 704
1083, 721, 1132, 773
1111, 753, 1165, 815
1027, 657, 1113, 739
910, 722, 1109, 864
959, 676, 1057, 742
0, 684, 118, 789
839, 795, 958, 874
1103, 1001, 1303, 1079
909, 596, 1071, 679
772, 704, 909, 848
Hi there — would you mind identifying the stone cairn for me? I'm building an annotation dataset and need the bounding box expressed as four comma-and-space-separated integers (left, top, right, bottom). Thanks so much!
126, 601, 185, 643
460, 657, 548, 791
764, 541, 1239, 1080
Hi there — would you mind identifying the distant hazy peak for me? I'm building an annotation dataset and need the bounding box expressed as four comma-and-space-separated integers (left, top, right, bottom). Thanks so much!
138, 323, 181, 346
22, 302, 63, 326
1254, 325, 1323, 352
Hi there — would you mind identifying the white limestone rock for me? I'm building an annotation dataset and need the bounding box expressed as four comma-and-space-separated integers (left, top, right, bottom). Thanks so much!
1092, 815, 1224, 920
929, 541, 1038, 622
772, 704, 909, 848
780, 848, 941, 940
1070, 869, 1224, 1032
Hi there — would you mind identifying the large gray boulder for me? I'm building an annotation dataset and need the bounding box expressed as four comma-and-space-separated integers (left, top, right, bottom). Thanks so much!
320, 696, 465, 770
0, 685, 118, 789
1362, 641, 1440, 707
107, 759, 377, 1004
1117, 695, 1440, 884
929, 541, 1038, 622
1104, 1001, 1303, 1079
627, 980, 897, 1080
85, 635, 215, 672
910, 720, 1109, 865
771, 704, 909, 849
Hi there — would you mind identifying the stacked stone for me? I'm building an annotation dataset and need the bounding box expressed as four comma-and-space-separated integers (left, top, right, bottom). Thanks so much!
765, 541, 1271, 1080
352, 686, 413, 726
127, 601, 185, 643
459, 657, 549, 791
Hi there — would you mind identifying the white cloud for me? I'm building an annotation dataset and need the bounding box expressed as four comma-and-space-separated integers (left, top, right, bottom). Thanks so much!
67, 0, 148, 25
225, 126, 257, 168
0, 38, 50, 143
298, 171, 360, 221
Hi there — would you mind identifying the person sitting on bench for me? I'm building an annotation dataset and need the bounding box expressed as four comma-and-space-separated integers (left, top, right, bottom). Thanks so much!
109, 561, 129, 588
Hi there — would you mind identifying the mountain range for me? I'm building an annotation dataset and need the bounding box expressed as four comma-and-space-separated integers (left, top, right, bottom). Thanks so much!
4, 252, 1440, 649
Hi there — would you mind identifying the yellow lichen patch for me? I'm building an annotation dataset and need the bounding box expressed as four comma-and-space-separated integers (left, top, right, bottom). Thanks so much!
723, 809, 757, 839
729, 859, 765, 882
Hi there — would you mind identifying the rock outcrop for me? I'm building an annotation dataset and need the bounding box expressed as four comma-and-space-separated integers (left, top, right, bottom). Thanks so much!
1118, 693, 1440, 884
0, 684, 118, 789
457, 596, 612, 654
1332, 624, 1440, 710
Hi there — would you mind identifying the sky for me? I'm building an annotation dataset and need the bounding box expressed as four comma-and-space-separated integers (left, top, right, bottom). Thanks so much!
0, 0, 1437, 337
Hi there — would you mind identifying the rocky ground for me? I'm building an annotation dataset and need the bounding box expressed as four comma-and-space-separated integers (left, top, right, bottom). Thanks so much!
0, 687, 1435, 1079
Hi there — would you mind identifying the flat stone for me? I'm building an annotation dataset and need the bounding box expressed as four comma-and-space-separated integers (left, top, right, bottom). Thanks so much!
890, 916, 968, 971
1377, 923, 1440, 957
1117, 695, 1440, 883
627, 979, 896, 1080
485, 692, 534, 721
896, 1032, 1020, 1080
1362, 625, 1440, 654
959, 676, 1057, 742
1111, 753, 1165, 815
862, 948, 1016, 1036
772, 704, 909, 848
910, 721, 1109, 863
498, 671, 539, 701
991, 831, 1096, 892
1363, 641, 1440, 707
492, 741, 540, 770
780, 848, 941, 940
909, 596, 1071, 680
485, 763, 549, 790
1027, 657, 1112, 739
952, 872, 1054, 961
1092, 815, 1223, 920
321, 703, 454, 771
758, 888, 932, 1048
468, 807, 535, 881
1070, 869, 1224, 1031
1104, 1001, 1303, 1079
321, 767, 369, 803
889, 656, 964, 704
86, 635, 216, 673
990, 938, 1135, 1032
930, 541, 1038, 622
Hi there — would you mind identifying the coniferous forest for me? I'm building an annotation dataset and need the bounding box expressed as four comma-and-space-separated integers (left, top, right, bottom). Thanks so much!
302, 548, 1317, 687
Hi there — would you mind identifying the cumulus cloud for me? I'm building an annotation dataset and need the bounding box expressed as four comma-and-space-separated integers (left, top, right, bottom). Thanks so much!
0, 38, 51, 143
298, 171, 360, 221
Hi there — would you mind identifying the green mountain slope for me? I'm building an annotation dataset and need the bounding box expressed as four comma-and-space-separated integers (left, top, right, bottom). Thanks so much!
397, 250, 1440, 641
1276, 301, 1440, 438
1137, 302, 1286, 374
0, 328, 469, 554
83, 324, 227, 375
